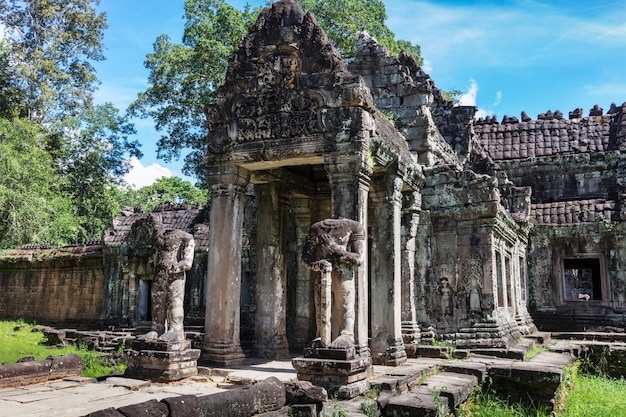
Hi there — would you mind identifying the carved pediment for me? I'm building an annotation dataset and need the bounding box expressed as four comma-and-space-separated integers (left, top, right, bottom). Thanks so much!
205, 0, 373, 157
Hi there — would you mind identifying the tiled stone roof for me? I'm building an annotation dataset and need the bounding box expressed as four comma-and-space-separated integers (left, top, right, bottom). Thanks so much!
103, 205, 209, 250
474, 104, 626, 161
531, 199, 615, 225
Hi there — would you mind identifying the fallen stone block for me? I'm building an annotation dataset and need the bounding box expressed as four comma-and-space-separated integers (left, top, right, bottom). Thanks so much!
162, 376, 286, 417
84, 408, 126, 417
285, 380, 327, 413
0, 354, 82, 388
386, 392, 449, 417
118, 399, 169, 417
289, 404, 317, 417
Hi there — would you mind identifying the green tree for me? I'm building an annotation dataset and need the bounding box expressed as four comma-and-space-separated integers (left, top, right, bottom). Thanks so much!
131, 0, 422, 184
0, 118, 79, 248
0, 0, 141, 242
297, 0, 421, 60
121, 176, 208, 213
0, 0, 107, 122
57, 103, 141, 241
129, 0, 253, 182
0, 39, 26, 119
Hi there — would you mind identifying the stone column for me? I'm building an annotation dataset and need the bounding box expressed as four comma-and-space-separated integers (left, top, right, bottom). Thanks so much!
369, 174, 407, 365
202, 165, 249, 366
253, 182, 290, 358
291, 198, 315, 349
325, 159, 371, 357
401, 190, 422, 356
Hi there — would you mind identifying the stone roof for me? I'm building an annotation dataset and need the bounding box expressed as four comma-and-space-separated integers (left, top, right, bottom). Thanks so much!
103, 204, 209, 250
474, 103, 626, 161
531, 199, 615, 225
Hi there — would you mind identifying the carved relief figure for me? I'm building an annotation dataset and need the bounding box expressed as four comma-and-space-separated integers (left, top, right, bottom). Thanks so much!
467, 274, 483, 313
302, 218, 366, 349
440, 277, 453, 316
140, 213, 195, 344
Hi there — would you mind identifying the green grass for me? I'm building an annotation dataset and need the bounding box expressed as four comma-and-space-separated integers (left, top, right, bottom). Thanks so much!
458, 390, 549, 417
0, 320, 125, 378
458, 360, 626, 417
560, 375, 626, 417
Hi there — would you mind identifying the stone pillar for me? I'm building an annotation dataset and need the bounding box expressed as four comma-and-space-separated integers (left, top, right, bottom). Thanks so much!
291, 198, 315, 349
401, 190, 422, 356
202, 165, 249, 366
369, 174, 407, 365
254, 182, 290, 358
325, 163, 371, 358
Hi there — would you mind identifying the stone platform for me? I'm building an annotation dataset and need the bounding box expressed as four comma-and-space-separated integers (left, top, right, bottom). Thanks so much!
124, 339, 201, 382
292, 347, 372, 399
0, 339, 599, 417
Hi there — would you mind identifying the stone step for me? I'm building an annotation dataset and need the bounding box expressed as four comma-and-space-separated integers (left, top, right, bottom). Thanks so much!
440, 360, 487, 382
469, 337, 536, 360
412, 372, 478, 410
369, 359, 442, 394
385, 391, 450, 417
524, 331, 552, 346
546, 340, 582, 356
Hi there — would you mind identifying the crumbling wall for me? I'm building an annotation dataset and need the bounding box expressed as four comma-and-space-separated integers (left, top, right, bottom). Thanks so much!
476, 105, 626, 331
0, 246, 105, 324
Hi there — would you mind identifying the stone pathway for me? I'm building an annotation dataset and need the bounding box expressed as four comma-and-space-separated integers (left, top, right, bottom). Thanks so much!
0, 345, 578, 417
0, 360, 297, 417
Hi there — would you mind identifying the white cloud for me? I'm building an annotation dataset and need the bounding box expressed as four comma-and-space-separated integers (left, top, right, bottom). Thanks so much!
421, 59, 433, 74
459, 78, 478, 106
124, 157, 172, 189
493, 91, 502, 107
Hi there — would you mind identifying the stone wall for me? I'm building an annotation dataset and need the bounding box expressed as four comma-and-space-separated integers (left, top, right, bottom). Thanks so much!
0, 246, 105, 324
474, 105, 626, 331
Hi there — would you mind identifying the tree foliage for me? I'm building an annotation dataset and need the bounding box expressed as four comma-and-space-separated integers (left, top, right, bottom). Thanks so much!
129, 0, 253, 183
0, 0, 142, 244
297, 0, 421, 60
57, 103, 141, 240
131, 0, 423, 184
0, 119, 78, 248
0, 0, 107, 122
120, 176, 209, 213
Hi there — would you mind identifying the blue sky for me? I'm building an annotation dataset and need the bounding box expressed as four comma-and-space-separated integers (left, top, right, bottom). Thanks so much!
92, 0, 626, 187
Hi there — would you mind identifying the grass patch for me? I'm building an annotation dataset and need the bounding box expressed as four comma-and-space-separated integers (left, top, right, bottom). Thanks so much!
458, 381, 550, 417
0, 320, 125, 378
559, 375, 626, 417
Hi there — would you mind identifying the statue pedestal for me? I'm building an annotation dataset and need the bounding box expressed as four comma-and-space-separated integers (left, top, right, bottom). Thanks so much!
125, 339, 200, 382
292, 346, 372, 399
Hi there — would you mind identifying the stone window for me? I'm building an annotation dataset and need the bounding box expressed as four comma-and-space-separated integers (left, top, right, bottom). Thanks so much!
563, 258, 602, 301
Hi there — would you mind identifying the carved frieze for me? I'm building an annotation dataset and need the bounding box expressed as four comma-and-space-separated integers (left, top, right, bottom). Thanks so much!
236, 109, 328, 142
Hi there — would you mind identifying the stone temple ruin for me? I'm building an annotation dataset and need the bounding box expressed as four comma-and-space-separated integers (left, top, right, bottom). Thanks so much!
0, 0, 625, 403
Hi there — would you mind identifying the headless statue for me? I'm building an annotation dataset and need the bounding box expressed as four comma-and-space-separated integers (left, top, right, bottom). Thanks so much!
302, 218, 365, 349
140, 213, 195, 344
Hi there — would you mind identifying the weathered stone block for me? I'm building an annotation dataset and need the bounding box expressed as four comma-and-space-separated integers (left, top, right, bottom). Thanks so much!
84, 408, 126, 417
117, 399, 169, 417
386, 392, 449, 417
0, 354, 82, 389
124, 347, 200, 382
285, 380, 327, 410
162, 377, 286, 417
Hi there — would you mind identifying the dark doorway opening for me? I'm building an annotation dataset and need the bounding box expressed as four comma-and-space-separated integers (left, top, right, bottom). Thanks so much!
563, 258, 602, 301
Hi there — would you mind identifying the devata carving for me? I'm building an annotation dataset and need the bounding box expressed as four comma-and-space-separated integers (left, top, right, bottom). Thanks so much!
139, 213, 195, 344
302, 219, 365, 349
